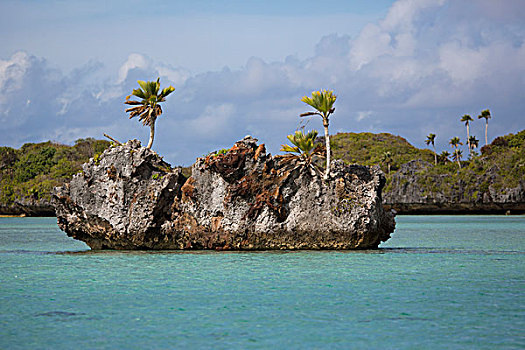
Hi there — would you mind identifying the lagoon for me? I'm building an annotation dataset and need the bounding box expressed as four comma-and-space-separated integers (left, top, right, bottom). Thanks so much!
0, 216, 524, 349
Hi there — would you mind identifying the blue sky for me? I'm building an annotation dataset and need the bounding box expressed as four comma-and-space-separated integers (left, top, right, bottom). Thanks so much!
1, 0, 524, 165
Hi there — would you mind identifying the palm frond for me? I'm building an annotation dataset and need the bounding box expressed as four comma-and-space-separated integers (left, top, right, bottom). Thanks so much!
125, 105, 143, 113
159, 86, 175, 99
280, 144, 300, 153
124, 100, 142, 105
478, 109, 491, 120
300, 111, 319, 117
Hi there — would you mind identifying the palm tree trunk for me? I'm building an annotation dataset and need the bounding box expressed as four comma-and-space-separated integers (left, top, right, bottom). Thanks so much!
432, 145, 437, 165
485, 119, 488, 146
147, 122, 155, 149
323, 121, 330, 180
455, 147, 461, 169
466, 124, 471, 156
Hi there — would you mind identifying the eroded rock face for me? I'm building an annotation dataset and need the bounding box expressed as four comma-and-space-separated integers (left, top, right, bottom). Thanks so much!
53, 140, 186, 249
54, 137, 395, 250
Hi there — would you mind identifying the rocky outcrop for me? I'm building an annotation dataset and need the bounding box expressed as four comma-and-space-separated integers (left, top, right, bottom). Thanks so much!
54, 140, 186, 249
53, 137, 395, 250
384, 160, 525, 214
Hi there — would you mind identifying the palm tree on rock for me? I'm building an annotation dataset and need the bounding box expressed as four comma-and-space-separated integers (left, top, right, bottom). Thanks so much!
300, 90, 337, 180
449, 136, 463, 169
125, 78, 175, 149
478, 109, 491, 146
280, 129, 324, 173
460, 114, 473, 154
425, 133, 437, 165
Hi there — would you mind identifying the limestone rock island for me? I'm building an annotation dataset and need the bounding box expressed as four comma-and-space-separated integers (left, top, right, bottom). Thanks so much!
53, 137, 395, 250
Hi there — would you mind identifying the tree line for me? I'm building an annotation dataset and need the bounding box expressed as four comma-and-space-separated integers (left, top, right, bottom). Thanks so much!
425, 109, 492, 169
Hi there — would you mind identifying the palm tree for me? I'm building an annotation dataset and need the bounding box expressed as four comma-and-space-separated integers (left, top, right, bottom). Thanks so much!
124, 78, 175, 149
469, 136, 479, 156
449, 137, 463, 169
425, 133, 437, 165
300, 90, 337, 180
460, 114, 473, 153
381, 151, 393, 174
449, 136, 462, 148
478, 109, 491, 146
452, 149, 463, 168
440, 150, 450, 163
280, 130, 324, 172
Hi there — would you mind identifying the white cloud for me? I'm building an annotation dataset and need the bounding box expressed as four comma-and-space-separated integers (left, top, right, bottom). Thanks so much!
0, 52, 32, 106
0, 52, 30, 88
186, 104, 235, 138
117, 53, 150, 84
438, 42, 488, 84
349, 0, 445, 70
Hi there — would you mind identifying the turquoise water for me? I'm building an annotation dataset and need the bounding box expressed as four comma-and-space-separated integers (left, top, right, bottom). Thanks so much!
0, 216, 524, 349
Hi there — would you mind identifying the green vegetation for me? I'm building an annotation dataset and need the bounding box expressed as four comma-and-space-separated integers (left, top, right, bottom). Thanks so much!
205, 148, 229, 158
330, 130, 524, 198
125, 78, 175, 149
406, 131, 524, 200
280, 130, 324, 169
330, 132, 435, 171
300, 90, 337, 179
0, 138, 110, 206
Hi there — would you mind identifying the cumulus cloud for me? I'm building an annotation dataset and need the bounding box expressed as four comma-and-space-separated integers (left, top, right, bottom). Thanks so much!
186, 104, 236, 139
1, 0, 524, 164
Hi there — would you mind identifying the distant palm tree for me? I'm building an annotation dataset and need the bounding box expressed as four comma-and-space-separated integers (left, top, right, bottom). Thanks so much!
381, 151, 393, 174
460, 114, 473, 153
300, 90, 337, 180
449, 136, 462, 148
440, 150, 450, 163
425, 133, 437, 165
469, 136, 479, 155
125, 78, 175, 149
478, 109, 491, 146
452, 149, 463, 168
449, 137, 463, 169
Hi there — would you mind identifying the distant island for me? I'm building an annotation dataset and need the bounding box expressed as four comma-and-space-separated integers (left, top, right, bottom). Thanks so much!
329, 131, 524, 214
0, 130, 523, 216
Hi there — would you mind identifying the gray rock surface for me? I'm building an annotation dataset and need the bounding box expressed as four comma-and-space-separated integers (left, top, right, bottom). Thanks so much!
54, 137, 395, 250
54, 140, 186, 249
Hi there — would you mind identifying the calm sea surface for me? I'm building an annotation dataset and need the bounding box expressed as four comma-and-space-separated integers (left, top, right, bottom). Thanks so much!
0, 216, 523, 349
